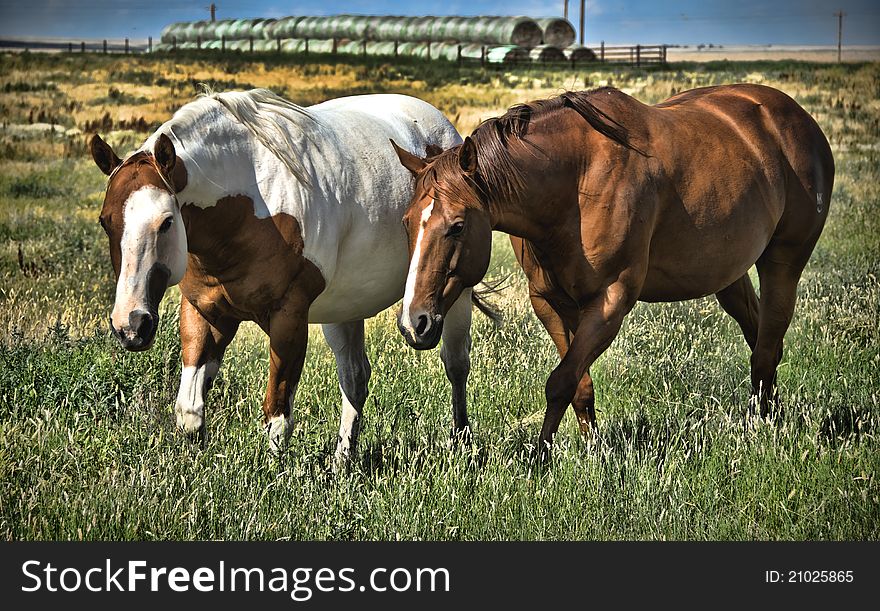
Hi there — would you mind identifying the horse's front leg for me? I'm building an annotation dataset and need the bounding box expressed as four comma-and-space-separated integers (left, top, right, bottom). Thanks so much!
440, 287, 473, 440
539, 277, 641, 458
263, 288, 313, 457
175, 296, 240, 444
322, 320, 371, 471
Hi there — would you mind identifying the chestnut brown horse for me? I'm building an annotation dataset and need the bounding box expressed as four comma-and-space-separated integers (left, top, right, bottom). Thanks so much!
392, 84, 834, 455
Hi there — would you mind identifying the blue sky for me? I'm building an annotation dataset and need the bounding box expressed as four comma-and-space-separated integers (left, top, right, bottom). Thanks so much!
0, 1, 878, 45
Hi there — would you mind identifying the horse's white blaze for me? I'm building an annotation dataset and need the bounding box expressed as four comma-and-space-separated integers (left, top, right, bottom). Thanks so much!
174, 360, 219, 433
401, 199, 435, 334
111, 185, 186, 332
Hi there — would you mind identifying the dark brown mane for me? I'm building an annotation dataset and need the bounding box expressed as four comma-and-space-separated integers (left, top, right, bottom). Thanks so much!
422, 88, 642, 206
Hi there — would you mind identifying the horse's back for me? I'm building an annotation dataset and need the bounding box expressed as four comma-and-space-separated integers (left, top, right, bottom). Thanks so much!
610, 84, 833, 301
305, 94, 462, 322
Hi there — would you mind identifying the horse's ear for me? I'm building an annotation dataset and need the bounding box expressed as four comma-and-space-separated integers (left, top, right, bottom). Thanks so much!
390, 139, 427, 175
90, 134, 121, 176
459, 136, 478, 175
154, 133, 176, 178
425, 143, 444, 159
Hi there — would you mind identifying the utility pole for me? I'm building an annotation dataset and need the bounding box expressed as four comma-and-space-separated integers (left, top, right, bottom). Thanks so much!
210, 3, 216, 22
579, 0, 585, 45
564, 0, 569, 21
834, 10, 845, 63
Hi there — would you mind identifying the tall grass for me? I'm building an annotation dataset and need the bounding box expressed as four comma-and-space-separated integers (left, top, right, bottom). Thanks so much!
0, 54, 877, 540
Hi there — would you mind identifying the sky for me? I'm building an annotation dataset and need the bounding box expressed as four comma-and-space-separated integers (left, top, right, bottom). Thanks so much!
0, 0, 878, 46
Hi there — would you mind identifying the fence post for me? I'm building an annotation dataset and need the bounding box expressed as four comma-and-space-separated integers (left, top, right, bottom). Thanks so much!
68, 42, 73, 53
481, 46, 486, 66
636, 44, 641, 66
305, 38, 309, 55
81, 41, 85, 53
276, 37, 281, 53
394, 40, 398, 57
172, 36, 177, 51
148, 36, 152, 53
600, 40, 605, 62
332, 38, 337, 55
662, 44, 667, 64
125, 38, 129, 54
427, 40, 431, 60
457, 44, 462, 64
197, 36, 201, 50
103, 39, 107, 54
362, 39, 367, 55
221, 36, 225, 52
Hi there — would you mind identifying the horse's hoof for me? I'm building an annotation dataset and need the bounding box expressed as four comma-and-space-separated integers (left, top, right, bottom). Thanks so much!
266, 414, 294, 457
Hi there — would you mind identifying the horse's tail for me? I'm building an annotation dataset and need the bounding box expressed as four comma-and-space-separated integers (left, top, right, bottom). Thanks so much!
471, 277, 507, 326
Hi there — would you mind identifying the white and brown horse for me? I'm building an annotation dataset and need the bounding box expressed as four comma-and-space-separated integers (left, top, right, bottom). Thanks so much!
90, 89, 482, 464
393, 84, 834, 457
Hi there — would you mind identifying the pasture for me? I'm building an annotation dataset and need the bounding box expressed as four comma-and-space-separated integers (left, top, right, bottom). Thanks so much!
0, 52, 878, 540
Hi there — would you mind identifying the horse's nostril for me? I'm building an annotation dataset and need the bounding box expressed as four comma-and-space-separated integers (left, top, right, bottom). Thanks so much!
129, 309, 154, 340
415, 314, 429, 336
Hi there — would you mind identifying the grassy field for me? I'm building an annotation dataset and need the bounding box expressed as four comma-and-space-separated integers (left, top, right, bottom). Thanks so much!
0, 52, 878, 540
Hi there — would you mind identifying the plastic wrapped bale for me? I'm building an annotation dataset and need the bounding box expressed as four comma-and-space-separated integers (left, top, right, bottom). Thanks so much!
486, 16, 543, 47
338, 40, 363, 56
153, 42, 172, 52
529, 44, 566, 62
306, 39, 337, 54
563, 45, 597, 62
375, 16, 406, 41
212, 19, 236, 41
253, 39, 277, 52
400, 16, 434, 42
268, 16, 302, 39
291, 16, 318, 38
428, 16, 460, 42
160, 22, 185, 44
486, 45, 529, 63
182, 20, 209, 43
204, 39, 222, 50
281, 39, 306, 54
351, 16, 376, 40
470, 16, 496, 44
536, 18, 576, 47
250, 19, 276, 40
367, 41, 398, 56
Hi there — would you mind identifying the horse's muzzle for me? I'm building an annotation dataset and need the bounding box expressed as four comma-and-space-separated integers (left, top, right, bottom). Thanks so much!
110, 309, 158, 351
397, 311, 443, 350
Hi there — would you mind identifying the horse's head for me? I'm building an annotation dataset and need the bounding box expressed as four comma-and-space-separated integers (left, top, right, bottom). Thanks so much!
392, 137, 492, 350
90, 133, 188, 351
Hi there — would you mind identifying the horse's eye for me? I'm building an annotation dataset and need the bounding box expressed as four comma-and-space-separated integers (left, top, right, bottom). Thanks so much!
159, 217, 173, 234
447, 221, 465, 237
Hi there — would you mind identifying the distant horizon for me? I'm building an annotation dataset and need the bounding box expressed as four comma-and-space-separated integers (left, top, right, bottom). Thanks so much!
1, 1, 878, 47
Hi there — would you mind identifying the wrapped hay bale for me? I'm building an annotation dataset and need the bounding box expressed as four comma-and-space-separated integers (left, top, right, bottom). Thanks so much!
529, 44, 566, 62
563, 45, 597, 62
486, 45, 529, 63
536, 17, 576, 47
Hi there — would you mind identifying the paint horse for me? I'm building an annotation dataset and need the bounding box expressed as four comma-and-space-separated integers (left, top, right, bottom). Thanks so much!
90, 89, 483, 463
393, 84, 834, 456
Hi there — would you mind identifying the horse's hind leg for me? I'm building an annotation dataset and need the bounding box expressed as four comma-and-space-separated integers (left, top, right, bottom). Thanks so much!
715, 274, 759, 350
751, 237, 821, 417
323, 321, 372, 471
175, 297, 240, 445
440, 287, 473, 440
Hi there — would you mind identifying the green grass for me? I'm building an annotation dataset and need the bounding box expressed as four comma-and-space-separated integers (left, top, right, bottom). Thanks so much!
0, 54, 878, 541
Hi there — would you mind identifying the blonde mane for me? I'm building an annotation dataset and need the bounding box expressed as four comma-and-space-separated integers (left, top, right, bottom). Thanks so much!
159, 87, 319, 187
